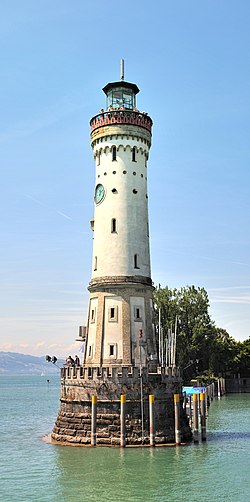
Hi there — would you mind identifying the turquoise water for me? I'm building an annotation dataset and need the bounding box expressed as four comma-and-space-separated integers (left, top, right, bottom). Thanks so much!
1, 376, 250, 501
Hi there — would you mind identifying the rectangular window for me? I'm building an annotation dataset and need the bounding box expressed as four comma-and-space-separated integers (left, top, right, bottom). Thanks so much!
132, 147, 136, 162
111, 218, 117, 233
90, 308, 96, 323
94, 256, 97, 271
134, 306, 142, 321
88, 346, 92, 357
134, 254, 139, 269
108, 305, 118, 322
112, 146, 117, 161
108, 343, 117, 358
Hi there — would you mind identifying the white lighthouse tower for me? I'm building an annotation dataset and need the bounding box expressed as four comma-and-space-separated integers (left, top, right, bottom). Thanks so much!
52, 65, 191, 446
84, 61, 157, 369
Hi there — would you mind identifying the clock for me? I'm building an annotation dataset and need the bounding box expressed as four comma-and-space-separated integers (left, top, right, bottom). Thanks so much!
95, 183, 105, 204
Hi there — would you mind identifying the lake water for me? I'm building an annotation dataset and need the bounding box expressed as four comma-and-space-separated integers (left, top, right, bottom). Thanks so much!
1, 375, 250, 501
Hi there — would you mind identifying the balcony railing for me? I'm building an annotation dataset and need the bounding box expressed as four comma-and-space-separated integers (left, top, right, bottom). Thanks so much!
90, 110, 153, 134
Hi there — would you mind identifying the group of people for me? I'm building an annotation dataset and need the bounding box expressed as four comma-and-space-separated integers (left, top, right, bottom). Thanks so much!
65, 355, 80, 367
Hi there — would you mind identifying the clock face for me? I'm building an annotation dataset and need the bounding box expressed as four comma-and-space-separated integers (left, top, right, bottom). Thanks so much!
95, 183, 105, 204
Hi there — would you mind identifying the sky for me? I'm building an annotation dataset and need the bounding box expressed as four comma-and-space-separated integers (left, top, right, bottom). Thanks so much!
1, 0, 250, 357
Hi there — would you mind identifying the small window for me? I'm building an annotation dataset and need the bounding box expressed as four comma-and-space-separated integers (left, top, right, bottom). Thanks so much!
112, 171, 116, 174
108, 305, 118, 322
141, 174, 143, 178
132, 146, 136, 162
134, 306, 142, 321
112, 188, 118, 194
123, 170, 127, 174
97, 153, 100, 166
104, 172, 107, 176
133, 171, 136, 175
109, 344, 115, 356
111, 218, 117, 233
134, 254, 139, 269
94, 256, 97, 271
90, 308, 96, 323
88, 346, 92, 357
112, 146, 117, 161
133, 189, 138, 194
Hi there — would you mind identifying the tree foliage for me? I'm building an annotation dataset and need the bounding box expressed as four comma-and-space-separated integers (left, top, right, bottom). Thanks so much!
153, 285, 250, 380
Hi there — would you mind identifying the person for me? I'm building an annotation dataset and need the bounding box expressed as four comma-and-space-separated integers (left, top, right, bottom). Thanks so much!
65, 355, 74, 366
74, 355, 80, 366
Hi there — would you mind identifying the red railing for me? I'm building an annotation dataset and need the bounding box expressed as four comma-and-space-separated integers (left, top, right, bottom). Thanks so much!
90, 110, 153, 133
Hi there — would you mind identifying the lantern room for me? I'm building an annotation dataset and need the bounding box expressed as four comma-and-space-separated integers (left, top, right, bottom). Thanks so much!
102, 81, 140, 111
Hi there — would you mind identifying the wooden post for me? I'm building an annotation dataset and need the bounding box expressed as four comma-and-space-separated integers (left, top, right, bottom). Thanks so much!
218, 378, 221, 398
149, 394, 155, 447
193, 393, 199, 443
174, 393, 181, 445
120, 394, 126, 447
91, 395, 97, 446
200, 392, 206, 441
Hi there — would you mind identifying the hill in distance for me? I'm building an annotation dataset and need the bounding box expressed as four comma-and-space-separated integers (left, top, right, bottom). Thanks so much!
0, 352, 65, 376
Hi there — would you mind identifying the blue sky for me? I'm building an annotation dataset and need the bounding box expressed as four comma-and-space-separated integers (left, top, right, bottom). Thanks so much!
1, 0, 249, 356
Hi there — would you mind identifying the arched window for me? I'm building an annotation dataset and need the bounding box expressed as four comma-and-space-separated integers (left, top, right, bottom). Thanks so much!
134, 254, 139, 269
111, 218, 117, 233
132, 146, 136, 162
112, 146, 117, 161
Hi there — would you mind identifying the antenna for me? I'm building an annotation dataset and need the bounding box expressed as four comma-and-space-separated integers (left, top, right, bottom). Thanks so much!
120, 59, 124, 81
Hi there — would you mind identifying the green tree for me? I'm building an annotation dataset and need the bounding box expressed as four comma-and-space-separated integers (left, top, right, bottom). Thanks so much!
153, 285, 213, 371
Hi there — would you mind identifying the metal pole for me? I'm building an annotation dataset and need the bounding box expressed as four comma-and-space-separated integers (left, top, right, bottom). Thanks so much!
139, 331, 144, 443
91, 395, 97, 446
200, 392, 206, 441
149, 394, 155, 447
174, 393, 181, 445
120, 394, 126, 447
158, 308, 161, 365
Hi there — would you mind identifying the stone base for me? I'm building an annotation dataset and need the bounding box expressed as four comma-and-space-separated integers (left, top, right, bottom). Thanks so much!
51, 366, 192, 446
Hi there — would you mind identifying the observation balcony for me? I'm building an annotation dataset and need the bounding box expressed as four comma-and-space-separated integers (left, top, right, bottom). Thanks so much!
90, 109, 153, 134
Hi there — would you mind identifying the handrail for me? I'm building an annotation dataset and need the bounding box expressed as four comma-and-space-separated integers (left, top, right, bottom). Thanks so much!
90, 110, 153, 134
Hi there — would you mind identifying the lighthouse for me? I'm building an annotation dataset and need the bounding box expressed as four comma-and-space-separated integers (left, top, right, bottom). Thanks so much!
52, 63, 191, 446
85, 61, 157, 369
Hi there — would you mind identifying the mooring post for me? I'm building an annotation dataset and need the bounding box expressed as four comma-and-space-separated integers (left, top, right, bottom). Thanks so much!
188, 395, 192, 426
183, 391, 187, 413
200, 392, 206, 441
91, 395, 97, 446
149, 394, 155, 447
120, 394, 126, 447
218, 378, 221, 398
193, 393, 199, 443
174, 393, 181, 445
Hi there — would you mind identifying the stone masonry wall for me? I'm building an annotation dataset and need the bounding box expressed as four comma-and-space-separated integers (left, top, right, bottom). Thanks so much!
51, 366, 191, 445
